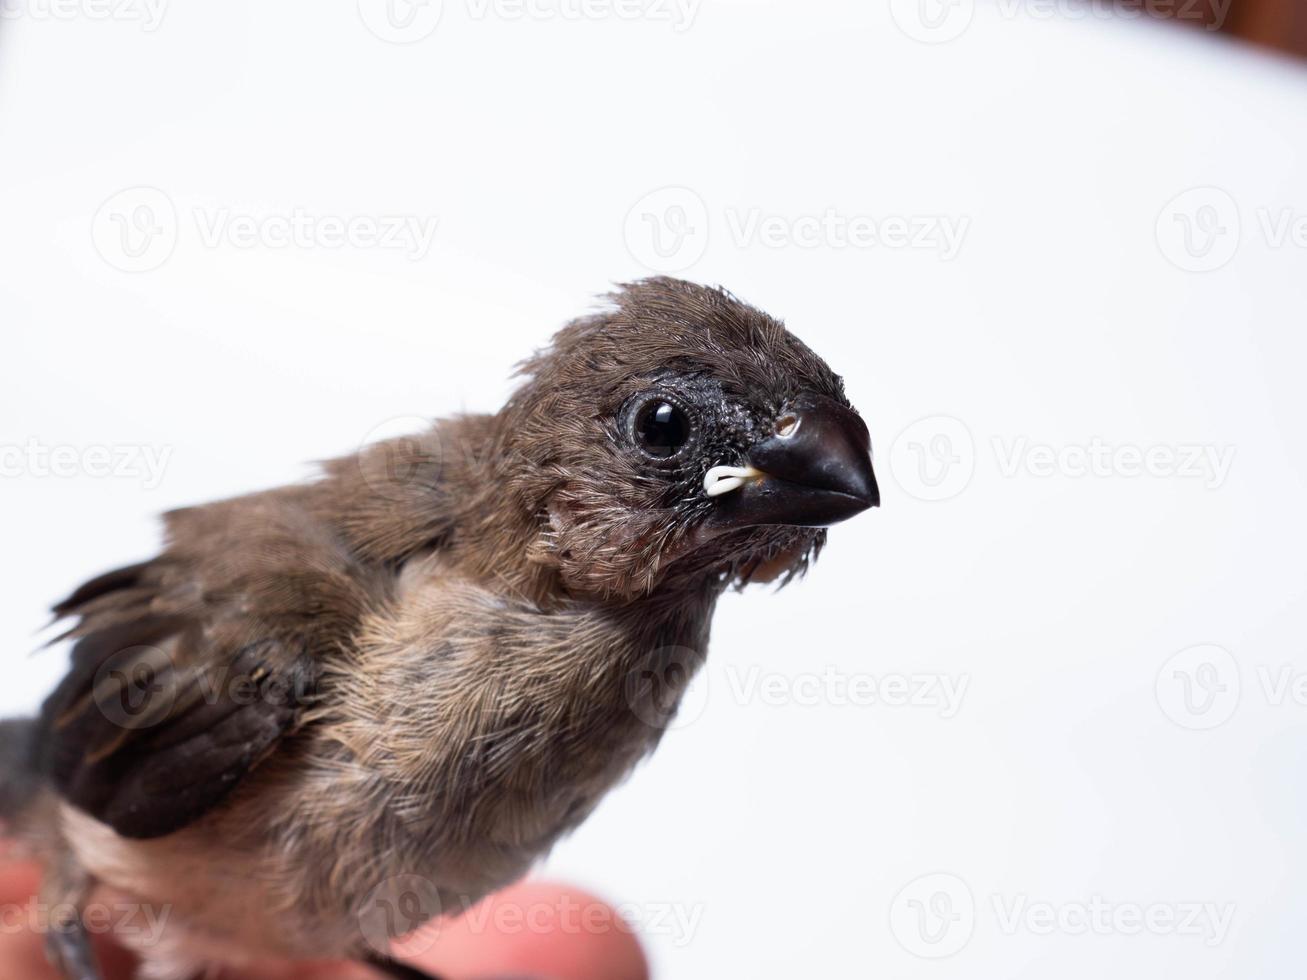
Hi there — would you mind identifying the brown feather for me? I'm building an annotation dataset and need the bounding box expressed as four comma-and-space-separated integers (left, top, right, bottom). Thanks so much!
13, 278, 867, 975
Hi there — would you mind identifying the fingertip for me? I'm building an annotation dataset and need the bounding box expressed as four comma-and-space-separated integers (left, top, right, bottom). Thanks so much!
0, 848, 138, 980
401, 880, 649, 980
0, 852, 42, 905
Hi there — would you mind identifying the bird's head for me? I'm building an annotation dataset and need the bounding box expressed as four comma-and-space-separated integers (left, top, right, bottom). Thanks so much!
502, 277, 878, 600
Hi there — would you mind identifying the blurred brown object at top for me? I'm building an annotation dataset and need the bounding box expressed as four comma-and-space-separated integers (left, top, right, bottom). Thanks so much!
1146, 0, 1307, 56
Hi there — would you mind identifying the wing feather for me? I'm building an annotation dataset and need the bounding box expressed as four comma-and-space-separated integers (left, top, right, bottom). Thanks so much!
38, 489, 384, 839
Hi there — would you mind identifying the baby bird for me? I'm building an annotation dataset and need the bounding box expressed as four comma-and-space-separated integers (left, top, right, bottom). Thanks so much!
1, 277, 878, 980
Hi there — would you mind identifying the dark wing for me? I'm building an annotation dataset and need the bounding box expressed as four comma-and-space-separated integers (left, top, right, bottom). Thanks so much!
38, 488, 386, 839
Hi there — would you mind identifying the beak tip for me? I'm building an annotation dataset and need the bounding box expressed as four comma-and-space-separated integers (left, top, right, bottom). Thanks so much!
841, 471, 879, 516
861, 471, 881, 510
719, 396, 879, 530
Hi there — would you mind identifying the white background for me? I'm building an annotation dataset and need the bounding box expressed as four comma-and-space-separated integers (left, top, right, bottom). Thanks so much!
4, 1, 1307, 977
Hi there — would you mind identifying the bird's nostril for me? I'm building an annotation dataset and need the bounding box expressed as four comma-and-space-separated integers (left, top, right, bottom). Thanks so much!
775, 414, 800, 439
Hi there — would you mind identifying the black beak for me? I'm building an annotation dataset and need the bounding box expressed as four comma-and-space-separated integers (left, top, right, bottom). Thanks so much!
707, 395, 879, 530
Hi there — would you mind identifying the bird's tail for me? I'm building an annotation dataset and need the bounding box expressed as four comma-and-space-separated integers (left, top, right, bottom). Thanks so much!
0, 717, 40, 831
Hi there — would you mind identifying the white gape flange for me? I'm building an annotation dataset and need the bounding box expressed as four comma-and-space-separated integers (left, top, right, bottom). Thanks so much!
703, 464, 764, 498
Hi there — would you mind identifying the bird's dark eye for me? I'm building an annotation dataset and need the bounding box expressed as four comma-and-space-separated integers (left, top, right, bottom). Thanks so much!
633, 398, 693, 459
